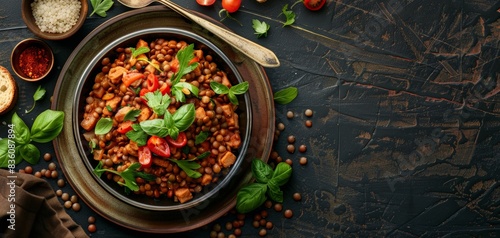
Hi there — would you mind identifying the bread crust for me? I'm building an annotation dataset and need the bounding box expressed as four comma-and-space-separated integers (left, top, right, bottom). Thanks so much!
0, 66, 18, 115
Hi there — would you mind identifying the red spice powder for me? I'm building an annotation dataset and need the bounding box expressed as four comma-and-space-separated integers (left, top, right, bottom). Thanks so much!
18, 46, 50, 79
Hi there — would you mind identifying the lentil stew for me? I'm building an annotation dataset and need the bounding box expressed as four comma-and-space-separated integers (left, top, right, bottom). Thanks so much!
78, 32, 251, 208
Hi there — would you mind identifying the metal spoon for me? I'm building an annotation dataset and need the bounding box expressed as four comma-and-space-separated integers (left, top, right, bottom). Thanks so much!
117, 0, 280, 68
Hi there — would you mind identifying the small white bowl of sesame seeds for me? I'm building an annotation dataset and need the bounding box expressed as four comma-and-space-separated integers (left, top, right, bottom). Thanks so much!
21, 0, 88, 40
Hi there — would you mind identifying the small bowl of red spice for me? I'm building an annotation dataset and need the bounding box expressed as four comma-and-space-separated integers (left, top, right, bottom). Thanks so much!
11, 38, 54, 82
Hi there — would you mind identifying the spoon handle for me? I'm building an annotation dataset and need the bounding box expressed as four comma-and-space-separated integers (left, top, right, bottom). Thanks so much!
158, 0, 280, 68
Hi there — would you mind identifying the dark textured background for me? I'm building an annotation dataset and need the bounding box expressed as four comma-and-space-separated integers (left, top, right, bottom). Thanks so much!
1, 0, 499, 237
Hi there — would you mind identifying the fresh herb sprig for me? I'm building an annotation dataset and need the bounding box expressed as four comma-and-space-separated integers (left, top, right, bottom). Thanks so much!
93, 162, 156, 192
26, 86, 46, 114
89, 0, 114, 17
125, 103, 196, 146
236, 159, 292, 213
274, 86, 298, 104
210, 81, 249, 105
144, 91, 171, 116
170, 44, 200, 103
0, 110, 64, 167
130, 47, 163, 73
169, 159, 202, 178
252, 19, 270, 38
281, 4, 296, 26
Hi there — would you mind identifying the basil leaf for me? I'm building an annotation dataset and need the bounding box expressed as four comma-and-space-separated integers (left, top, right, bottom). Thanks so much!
30, 110, 65, 143
94, 117, 113, 135
210, 81, 229, 95
274, 87, 298, 105
271, 162, 292, 186
228, 91, 239, 105
267, 179, 284, 203
195, 131, 209, 145
19, 144, 40, 164
0, 139, 9, 168
126, 124, 147, 146
118, 163, 141, 191
251, 159, 273, 184
236, 183, 267, 214
140, 119, 168, 137
173, 103, 195, 132
124, 109, 141, 121
230, 82, 249, 95
90, 0, 114, 17
170, 159, 202, 178
11, 112, 31, 145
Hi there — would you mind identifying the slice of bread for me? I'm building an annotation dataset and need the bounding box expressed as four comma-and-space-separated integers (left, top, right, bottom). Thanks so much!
0, 66, 18, 115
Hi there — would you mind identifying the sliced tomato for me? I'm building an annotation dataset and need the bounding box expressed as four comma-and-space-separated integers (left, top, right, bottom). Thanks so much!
159, 83, 171, 95
117, 121, 133, 134
147, 135, 171, 157
304, 0, 326, 11
139, 88, 149, 104
138, 146, 152, 168
122, 72, 145, 87
189, 56, 200, 65
166, 132, 187, 148
146, 73, 159, 92
196, 0, 216, 6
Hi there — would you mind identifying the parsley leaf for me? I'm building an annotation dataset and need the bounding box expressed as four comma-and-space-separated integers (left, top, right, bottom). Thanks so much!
90, 0, 114, 18
130, 47, 150, 58
282, 4, 296, 26
169, 159, 202, 178
93, 162, 156, 192
144, 91, 171, 116
252, 19, 270, 38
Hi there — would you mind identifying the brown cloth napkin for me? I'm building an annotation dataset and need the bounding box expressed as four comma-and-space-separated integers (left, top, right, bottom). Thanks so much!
0, 169, 88, 238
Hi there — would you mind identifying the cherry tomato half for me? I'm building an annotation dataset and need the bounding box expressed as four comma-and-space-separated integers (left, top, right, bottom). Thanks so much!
146, 73, 159, 92
196, 0, 216, 6
147, 135, 171, 158
304, 0, 326, 11
222, 0, 241, 13
117, 121, 133, 134
166, 132, 187, 148
138, 146, 152, 168
139, 88, 149, 104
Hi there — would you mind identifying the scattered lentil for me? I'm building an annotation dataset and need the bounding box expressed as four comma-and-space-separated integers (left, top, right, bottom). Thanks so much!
265, 221, 273, 229
57, 179, 65, 187
277, 122, 285, 131
285, 158, 293, 166
305, 120, 312, 127
61, 193, 70, 201
299, 144, 307, 153
70, 195, 78, 203
88, 224, 97, 233
51, 170, 58, 179
72, 202, 81, 211
55, 189, 63, 197
304, 109, 313, 117
252, 220, 259, 228
274, 203, 283, 212
286, 144, 295, 153
87, 216, 96, 224
24, 166, 33, 174
293, 192, 302, 201
225, 221, 233, 231
44, 170, 52, 178
299, 156, 308, 165
258, 228, 267, 237
48, 162, 57, 171
34, 171, 42, 178
286, 110, 294, 119
64, 200, 72, 209
284, 209, 293, 218
287, 135, 295, 143
43, 153, 52, 161
264, 200, 273, 208
233, 228, 242, 236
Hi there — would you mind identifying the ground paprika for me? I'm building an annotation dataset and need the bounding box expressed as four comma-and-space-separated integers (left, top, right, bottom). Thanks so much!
18, 46, 50, 79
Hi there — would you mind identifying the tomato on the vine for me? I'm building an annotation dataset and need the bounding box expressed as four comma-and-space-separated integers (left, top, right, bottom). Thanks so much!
303, 0, 326, 11
222, 0, 241, 13
196, 0, 216, 6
